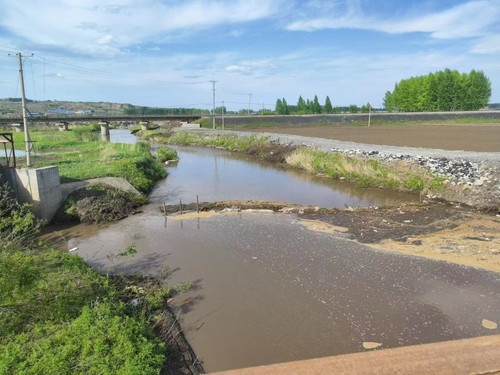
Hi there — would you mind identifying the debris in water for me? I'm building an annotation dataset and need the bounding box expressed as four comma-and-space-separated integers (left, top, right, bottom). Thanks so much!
252, 256, 258, 260
363, 342, 382, 350
68, 247, 78, 252
482, 319, 498, 329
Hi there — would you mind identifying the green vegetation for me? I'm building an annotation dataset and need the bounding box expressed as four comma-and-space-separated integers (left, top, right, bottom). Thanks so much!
384, 69, 491, 112
156, 147, 178, 163
286, 149, 444, 192
0, 186, 188, 374
148, 130, 269, 152
13, 127, 166, 194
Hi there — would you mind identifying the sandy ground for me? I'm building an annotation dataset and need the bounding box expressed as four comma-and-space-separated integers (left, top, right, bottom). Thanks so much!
300, 214, 500, 273
247, 123, 500, 152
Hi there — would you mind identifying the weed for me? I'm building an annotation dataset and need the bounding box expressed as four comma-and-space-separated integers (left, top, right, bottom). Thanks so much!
156, 147, 178, 162
120, 242, 138, 256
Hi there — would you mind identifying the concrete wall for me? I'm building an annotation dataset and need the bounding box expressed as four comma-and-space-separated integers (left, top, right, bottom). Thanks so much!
215, 110, 500, 126
2, 166, 62, 223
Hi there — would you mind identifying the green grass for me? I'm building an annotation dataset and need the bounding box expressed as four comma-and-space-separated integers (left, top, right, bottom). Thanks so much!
286, 148, 444, 192
155, 147, 178, 162
13, 128, 166, 194
13, 126, 101, 150
146, 130, 269, 152
0, 186, 189, 374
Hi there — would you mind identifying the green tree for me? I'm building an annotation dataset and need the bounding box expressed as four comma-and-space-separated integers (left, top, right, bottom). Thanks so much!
282, 98, 290, 114
312, 95, 322, 114
324, 96, 333, 114
297, 96, 306, 112
360, 103, 372, 113
275, 98, 283, 114
383, 91, 394, 111
384, 69, 491, 112
349, 104, 359, 113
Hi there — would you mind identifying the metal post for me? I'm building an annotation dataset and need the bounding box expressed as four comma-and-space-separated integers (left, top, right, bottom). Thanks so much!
368, 104, 371, 127
210, 81, 217, 130
248, 94, 252, 115
18, 53, 31, 166
196, 195, 200, 213
222, 100, 225, 130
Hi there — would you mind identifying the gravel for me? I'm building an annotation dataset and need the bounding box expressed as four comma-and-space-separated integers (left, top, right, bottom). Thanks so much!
192, 129, 500, 188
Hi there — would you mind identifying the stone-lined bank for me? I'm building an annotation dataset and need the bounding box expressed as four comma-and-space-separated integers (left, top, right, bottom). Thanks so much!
163, 129, 500, 210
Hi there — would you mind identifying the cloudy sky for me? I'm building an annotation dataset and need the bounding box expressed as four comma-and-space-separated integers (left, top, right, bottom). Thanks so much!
0, 0, 499, 110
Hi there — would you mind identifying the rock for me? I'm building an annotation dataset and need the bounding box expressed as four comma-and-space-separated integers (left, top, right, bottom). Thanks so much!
363, 342, 382, 349
482, 319, 498, 330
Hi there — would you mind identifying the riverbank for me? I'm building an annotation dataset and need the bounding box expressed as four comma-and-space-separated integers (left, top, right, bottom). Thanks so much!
0, 184, 200, 374
13, 127, 166, 194
139, 129, 500, 210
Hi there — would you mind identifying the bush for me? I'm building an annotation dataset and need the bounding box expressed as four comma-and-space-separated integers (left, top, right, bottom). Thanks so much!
0, 184, 40, 247
73, 127, 99, 142
156, 147, 178, 163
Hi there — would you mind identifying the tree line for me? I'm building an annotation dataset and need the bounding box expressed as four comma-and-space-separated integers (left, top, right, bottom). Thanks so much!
275, 95, 371, 115
383, 69, 491, 112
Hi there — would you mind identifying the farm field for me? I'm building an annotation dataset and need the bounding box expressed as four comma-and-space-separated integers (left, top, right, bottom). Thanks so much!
248, 123, 500, 152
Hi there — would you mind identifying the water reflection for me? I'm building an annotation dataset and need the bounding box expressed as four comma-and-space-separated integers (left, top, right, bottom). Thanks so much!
150, 146, 419, 208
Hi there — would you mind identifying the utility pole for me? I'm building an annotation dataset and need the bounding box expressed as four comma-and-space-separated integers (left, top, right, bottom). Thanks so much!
222, 100, 225, 130
210, 80, 217, 130
248, 94, 252, 115
17, 53, 31, 166
368, 103, 371, 127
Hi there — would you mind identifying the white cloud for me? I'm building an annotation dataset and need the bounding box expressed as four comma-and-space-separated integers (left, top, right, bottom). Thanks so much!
0, 0, 282, 56
470, 35, 500, 54
225, 58, 275, 74
286, 0, 500, 50
226, 65, 250, 73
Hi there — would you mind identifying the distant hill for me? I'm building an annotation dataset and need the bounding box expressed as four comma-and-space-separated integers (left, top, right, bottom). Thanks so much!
0, 99, 135, 118
488, 103, 500, 109
0, 98, 211, 118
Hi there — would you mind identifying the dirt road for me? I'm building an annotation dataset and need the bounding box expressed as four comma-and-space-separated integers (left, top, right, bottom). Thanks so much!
248, 123, 500, 152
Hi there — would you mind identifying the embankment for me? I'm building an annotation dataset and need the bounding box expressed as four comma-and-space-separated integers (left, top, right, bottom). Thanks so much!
143, 129, 500, 210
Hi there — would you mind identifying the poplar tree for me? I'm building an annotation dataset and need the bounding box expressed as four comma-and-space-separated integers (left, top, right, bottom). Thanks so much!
312, 95, 322, 114
324, 96, 333, 113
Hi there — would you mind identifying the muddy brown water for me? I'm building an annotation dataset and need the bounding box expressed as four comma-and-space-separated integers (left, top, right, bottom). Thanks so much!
46, 212, 500, 372
149, 146, 418, 207
44, 142, 499, 372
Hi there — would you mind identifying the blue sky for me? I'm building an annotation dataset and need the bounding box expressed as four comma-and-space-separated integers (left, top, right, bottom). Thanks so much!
0, 0, 499, 111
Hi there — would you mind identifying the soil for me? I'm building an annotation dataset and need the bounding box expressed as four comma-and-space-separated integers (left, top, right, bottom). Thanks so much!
248, 123, 500, 152
161, 200, 500, 273
55, 183, 146, 224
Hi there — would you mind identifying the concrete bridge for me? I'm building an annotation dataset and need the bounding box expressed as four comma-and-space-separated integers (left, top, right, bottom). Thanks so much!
0, 114, 203, 126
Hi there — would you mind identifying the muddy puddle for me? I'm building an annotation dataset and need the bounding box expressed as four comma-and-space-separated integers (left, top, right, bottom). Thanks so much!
149, 146, 418, 208
44, 211, 500, 372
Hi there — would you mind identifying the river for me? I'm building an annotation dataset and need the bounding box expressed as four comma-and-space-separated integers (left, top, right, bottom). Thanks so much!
43, 129, 500, 372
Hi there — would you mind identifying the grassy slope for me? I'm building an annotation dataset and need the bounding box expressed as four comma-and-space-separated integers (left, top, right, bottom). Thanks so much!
12, 127, 166, 194
0, 184, 182, 374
